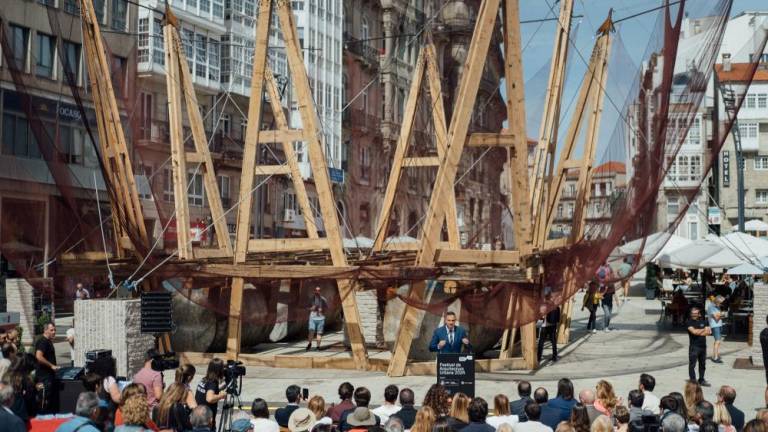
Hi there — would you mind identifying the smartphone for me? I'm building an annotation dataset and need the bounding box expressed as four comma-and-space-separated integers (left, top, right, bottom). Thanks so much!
302, 387, 309, 400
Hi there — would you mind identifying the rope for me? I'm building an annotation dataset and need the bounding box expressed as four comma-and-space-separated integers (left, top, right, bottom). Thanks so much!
93, 172, 116, 289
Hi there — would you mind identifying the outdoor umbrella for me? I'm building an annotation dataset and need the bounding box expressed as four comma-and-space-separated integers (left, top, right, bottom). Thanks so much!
722, 232, 768, 258
744, 219, 768, 232
618, 232, 691, 260
726, 262, 766, 275
657, 237, 743, 268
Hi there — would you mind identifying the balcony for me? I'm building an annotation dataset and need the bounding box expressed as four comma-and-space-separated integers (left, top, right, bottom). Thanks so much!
344, 32, 380, 69
350, 108, 381, 133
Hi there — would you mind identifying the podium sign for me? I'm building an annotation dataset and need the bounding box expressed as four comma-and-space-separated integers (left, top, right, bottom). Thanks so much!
437, 353, 475, 397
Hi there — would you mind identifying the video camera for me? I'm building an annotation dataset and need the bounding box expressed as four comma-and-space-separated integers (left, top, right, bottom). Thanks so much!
150, 352, 180, 372
223, 360, 246, 395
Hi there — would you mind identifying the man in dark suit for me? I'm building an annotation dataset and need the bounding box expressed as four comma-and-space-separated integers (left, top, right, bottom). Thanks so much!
462, 397, 495, 432
718, 386, 745, 431
0, 381, 26, 432
537, 293, 561, 363
510, 381, 533, 422
390, 388, 417, 429
429, 311, 471, 353
274, 385, 302, 427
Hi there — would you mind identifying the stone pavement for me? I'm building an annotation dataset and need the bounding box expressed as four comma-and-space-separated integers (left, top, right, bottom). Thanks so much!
161, 288, 767, 413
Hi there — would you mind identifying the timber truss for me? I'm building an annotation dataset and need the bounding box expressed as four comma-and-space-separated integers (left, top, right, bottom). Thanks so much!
65, 0, 614, 376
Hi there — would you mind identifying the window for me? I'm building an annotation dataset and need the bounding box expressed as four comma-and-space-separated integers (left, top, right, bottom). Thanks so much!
36, 33, 55, 79
195, 34, 207, 78
137, 165, 153, 199
112, 0, 128, 30
64, 0, 80, 15
686, 117, 701, 146
94, 0, 106, 24
188, 171, 204, 206
220, 113, 231, 137
163, 168, 175, 202
759, 94, 768, 109
567, 203, 574, 218
2, 113, 41, 159
739, 122, 758, 139
10, 25, 29, 72
111, 56, 127, 98
37, 0, 55, 6
62, 41, 81, 83
690, 155, 701, 180
688, 221, 699, 240
218, 175, 230, 207
757, 190, 768, 205
200, 0, 211, 14
360, 146, 370, 181
746, 94, 756, 109
138, 18, 150, 63
667, 197, 680, 216
755, 156, 768, 170
208, 38, 219, 81
361, 16, 369, 41
556, 204, 563, 219
59, 125, 83, 164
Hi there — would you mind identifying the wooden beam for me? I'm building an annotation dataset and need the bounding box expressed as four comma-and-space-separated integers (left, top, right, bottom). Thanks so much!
467, 133, 516, 147
276, 0, 369, 369
402, 156, 440, 167
382, 241, 451, 251
185, 152, 204, 163
434, 249, 521, 265
192, 248, 233, 259
372, 49, 427, 252
254, 165, 292, 176
247, 238, 329, 252
258, 129, 304, 143
388, 0, 502, 377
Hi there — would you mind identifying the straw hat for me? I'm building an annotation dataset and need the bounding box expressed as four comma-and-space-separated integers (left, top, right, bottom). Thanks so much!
347, 407, 377, 427
288, 408, 317, 432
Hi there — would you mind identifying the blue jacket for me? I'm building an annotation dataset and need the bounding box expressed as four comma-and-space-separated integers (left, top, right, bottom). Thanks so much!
462, 421, 496, 432
55, 416, 101, 432
541, 397, 577, 430
429, 325, 470, 353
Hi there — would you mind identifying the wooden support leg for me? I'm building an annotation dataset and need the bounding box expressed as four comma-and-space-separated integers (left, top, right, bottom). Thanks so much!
557, 295, 573, 344
226, 277, 245, 360
386, 281, 427, 377
520, 322, 538, 369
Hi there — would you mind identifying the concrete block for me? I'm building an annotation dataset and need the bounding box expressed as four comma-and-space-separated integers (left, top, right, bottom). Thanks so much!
753, 282, 767, 366
5, 278, 36, 346
74, 299, 155, 377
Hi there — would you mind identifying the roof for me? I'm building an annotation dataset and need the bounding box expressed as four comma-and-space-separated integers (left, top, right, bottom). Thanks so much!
715, 63, 768, 83
593, 161, 627, 174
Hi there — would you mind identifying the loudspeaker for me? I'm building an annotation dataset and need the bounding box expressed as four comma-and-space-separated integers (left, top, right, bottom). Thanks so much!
85, 349, 112, 362
141, 292, 173, 333
57, 379, 86, 414
56, 367, 84, 381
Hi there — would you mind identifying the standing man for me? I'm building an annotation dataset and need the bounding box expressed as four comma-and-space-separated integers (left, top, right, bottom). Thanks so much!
74, 283, 90, 300
307, 286, 328, 351
35, 322, 59, 413
537, 294, 560, 363
596, 261, 617, 331
429, 311, 470, 353
687, 306, 711, 386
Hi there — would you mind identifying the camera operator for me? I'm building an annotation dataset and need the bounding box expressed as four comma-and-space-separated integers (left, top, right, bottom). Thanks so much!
133, 350, 165, 411
195, 359, 228, 430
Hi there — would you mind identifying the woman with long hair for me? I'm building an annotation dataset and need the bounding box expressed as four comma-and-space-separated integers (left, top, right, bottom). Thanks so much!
115, 384, 159, 431
153, 383, 192, 432
174, 364, 197, 409
487, 394, 518, 429
423, 384, 450, 418
667, 392, 688, 421
713, 402, 735, 432
410, 406, 437, 432
569, 404, 591, 432
308, 395, 333, 425
684, 381, 704, 420
447, 392, 470, 430
4, 353, 37, 423
594, 381, 619, 416
194, 358, 227, 430
591, 415, 613, 432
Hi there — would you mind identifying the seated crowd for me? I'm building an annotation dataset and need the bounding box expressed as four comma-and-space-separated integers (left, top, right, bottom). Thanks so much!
0, 344, 764, 432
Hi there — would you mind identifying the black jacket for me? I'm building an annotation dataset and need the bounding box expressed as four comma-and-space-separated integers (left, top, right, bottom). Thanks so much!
726, 403, 745, 432
274, 404, 300, 427
391, 405, 417, 429
510, 397, 533, 422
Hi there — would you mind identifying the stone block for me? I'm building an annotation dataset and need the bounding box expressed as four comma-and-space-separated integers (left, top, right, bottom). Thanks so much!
5, 278, 37, 346
74, 299, 155, 377
752, 282, 767, 366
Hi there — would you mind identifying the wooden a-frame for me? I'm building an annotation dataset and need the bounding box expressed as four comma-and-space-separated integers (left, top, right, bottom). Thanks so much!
162, 9, 233, 260
226, 0, 369, 368
80, 0, 149, 258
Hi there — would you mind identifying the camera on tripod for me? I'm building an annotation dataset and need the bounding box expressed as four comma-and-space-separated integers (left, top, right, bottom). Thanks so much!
224, 360, 246, 380
150, 351, 180, 372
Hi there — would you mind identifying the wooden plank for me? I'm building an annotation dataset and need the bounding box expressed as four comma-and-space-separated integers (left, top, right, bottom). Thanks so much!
389, 0, 502, 377
258, 129, 305, 143
402, 156, 440, 167
192, 248, 233, 259
254, 165, 292, 176
247, 238, 329, 252
382, 241, 451, 251
372, 49, 427, 252
275, 0, 369, 369
467, 133, 516, 147
434, 249, 521, 265
562, 159, 583, 170
227, 0, 274, 359
185, 152, 204, 163
520, 321, 538, 369
437, 267, 528, 283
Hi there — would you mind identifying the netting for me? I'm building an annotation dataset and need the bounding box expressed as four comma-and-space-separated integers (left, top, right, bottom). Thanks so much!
1, 0, 767, 354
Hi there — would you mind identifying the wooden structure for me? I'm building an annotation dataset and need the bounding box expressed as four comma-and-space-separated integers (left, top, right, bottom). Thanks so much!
68, 0, 615, 376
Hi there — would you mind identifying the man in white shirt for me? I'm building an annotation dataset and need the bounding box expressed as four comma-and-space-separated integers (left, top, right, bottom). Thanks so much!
372, 384, 401, 424
639, 373, 660, 415
513, 403, 553, 432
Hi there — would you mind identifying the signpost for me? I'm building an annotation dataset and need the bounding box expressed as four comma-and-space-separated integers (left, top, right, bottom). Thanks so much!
436, 353, 475, 397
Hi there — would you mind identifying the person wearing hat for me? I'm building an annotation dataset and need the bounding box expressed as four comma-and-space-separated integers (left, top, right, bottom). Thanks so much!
229, 411, 254, 432
288, 408, 317, 432
339, 387, 381, 432
345, 407, 378, 431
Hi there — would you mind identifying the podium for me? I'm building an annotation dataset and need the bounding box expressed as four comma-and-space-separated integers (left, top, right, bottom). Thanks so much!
436, 352, 475, 397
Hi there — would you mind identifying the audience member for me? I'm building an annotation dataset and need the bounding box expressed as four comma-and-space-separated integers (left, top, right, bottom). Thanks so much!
487, 393, 518, 429
195, 359, 228, 430
700, 420, 719, 432
340, 387, 380, 432
372, 384, 401, 423
384, 417, 405, 432
511, 381, 534, 421
327, 382, 355, 423
115, 393, 152, 432
0, 380, 25, 432
5, 353, 37, 422
689, 401, 715, 432
745, 420, 768, 432
229, 410, 254, 432
423, 384, 451, 418
133, 350, 164, 411
447, 392, 470, 430
251, 397, 279, 432
175, 364, 198, 409
114, 383, 158, 429
627, 390, 652, 422
684, 381, 704, 420
718, 386, 745, 432
153, 382, 191, 431
639, 374, 660, 415
570, 403, 591, 432
463, 397, 495, 432
534, 388, 550, 405
556, 422, 576, 432
35, 322, 58, 414
590, 415, 612, 432
594, 380, 618, 417
661, 413, 687, 432
189, 406, 214, 432
614, 406, 630, 432
756, 409, 768, 427
391, 388, 417, 429
410, 406, 437, 432
714, 402, 736, 432
514, 402, 553, 432
542, 379, 577, 429
55, 392, 102, 432
669, 393, 689, 423
275, 384, 304, 428
288, 407, 317, 432
308, 395, 333, 425
578, 389, 600, 424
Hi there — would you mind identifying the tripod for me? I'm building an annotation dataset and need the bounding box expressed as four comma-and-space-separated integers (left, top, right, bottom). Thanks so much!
217, 378, 243, 432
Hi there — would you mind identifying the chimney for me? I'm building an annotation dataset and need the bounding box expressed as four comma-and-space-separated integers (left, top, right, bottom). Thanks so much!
722, 53, 732, 72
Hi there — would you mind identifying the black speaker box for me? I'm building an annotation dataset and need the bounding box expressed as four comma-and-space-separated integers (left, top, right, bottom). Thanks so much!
57, 379, 86, 414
